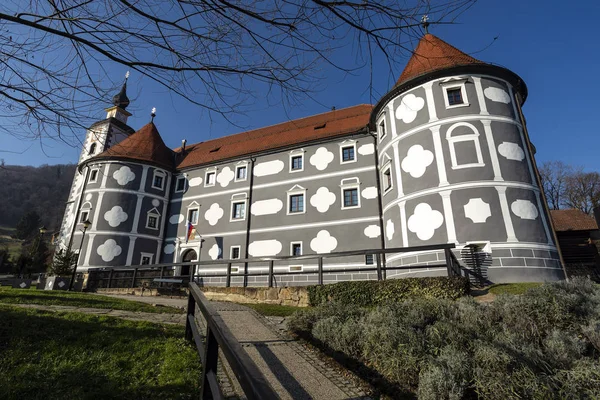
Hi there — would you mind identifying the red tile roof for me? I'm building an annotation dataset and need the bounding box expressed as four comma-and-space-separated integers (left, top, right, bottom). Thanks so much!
92, 122, 174, 170
550, 209, 598, 232
176, 104, 373, 169
396, 34, 485, 87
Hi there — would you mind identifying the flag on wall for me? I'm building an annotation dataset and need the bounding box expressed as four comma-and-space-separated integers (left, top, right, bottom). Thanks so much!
185, 221, 196, 244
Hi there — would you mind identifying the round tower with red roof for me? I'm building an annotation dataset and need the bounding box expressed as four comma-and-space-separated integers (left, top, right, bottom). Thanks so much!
371, 34, 563, 282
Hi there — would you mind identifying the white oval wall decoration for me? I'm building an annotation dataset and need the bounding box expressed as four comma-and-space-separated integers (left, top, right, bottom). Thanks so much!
163, 244, 175, 254
386, 219, 395, 241
188, 177, 203, 187
511, 199, 538, 220
251, 199, 284, 216
364, 225, 381, 238
361, 187, 378, 199
208, 244, 222, 260
248, 240, 283, 257
169, 214, 184, 224
484, 87, 511, 104
253, 160, 284, 177
358, 143, 375, 155
498, 142, 525, 161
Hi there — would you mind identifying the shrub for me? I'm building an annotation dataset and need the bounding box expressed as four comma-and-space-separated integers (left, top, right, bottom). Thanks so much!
307, 276, 470, 307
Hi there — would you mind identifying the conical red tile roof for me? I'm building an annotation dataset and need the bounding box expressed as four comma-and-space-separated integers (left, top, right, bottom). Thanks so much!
93, 122, 174, 169
396, 34, 485, 87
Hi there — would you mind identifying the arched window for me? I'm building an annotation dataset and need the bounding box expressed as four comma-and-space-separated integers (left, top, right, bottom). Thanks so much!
446, 122, 484, 170
89, 143, 97, 155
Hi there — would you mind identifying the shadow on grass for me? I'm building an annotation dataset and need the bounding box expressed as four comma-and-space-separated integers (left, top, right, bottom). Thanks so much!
0, 306, 200, 400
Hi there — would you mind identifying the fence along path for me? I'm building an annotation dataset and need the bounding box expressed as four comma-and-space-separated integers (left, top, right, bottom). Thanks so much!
186, 284, 370, 399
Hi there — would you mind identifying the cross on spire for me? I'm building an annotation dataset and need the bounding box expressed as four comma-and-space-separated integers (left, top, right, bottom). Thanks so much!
421, 15, 430, 34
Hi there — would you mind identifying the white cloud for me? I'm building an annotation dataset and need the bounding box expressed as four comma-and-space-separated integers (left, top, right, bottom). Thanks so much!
309, 147, 334, 171
310, 230, 338, 253
484, 87, 510, 104
463, 198, 492, 224
498, 142, 525, 161
401, 145, 434, 178
511, 199, 538, 220
97, 239, 122, 262
217, 166, 234, 187
188, 177, 202, 187
163, 244, 175, 254
310, 187, 336, 213
364, 225, 381, 238
386, 219, 395, 241
208, 244, 222, 260
358, 143, 375, 155
254, 160, 284, 177
248, 240, 282, 257
395, 93, 425, 124
251, 199, 283, 216
169, 214, 184, 224
361, 187, 378, 199
408, 203, 444, 241
204, 203, 224, 226
113, 166, 135, 186
104, 206, 128, 227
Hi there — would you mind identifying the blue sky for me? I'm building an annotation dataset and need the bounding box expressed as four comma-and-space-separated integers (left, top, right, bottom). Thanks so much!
2, 0, 598, 171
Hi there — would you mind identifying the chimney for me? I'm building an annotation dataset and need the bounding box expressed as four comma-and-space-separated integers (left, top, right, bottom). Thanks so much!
593, 206, 600, 231
181, 139, 187, 153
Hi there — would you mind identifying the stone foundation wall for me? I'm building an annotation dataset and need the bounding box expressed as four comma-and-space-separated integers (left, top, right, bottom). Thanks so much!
199, 286, 309, 307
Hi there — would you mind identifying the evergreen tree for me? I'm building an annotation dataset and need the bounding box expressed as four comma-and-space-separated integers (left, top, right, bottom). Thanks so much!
49, 249, 77, 276
15, 211, 41, 240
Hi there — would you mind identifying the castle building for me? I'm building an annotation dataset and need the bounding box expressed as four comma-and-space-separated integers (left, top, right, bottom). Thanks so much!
57, 34, 564, 284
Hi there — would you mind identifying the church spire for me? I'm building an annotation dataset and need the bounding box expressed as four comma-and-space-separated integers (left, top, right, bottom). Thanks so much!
112, 71, 130, 110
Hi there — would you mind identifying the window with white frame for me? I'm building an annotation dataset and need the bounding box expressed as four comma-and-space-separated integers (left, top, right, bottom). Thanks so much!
231, 201, 246, 221
339, 141, 357, 164
378, 116, 387, 141
146, 208, 161, 230
230, 246, 241, 260
205, 170, 216, 186
446, 122, 484, 170
80, 210, 90, 223
382, 164, 393, 194
152, 170, 165, 190
235, 164, 247, 181
175, 176, 187, 192
340, 178, 360, 210
365, 254, 374, 265
289, 150, 304, 172
187, 204, 199, 225
290, 242, 302, 256
441, 80, 469, 109
140, 253, 153, 265
287, 185, 306, 214
89, 169, 99, 183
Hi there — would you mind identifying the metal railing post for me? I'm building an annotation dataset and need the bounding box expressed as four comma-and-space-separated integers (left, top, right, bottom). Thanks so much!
159, 266, 165, 288
130, 268, 138, 289
444, 248, 453, 277
107, 269, 113, 288
318, 257, 323, 285
376, 253, 382, 280
268, 260, 274, 288
226, 263, 232, 287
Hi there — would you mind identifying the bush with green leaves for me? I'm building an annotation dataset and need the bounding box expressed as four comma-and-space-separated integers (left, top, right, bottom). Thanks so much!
307, 276, 470, 307
289, 278, 600, 399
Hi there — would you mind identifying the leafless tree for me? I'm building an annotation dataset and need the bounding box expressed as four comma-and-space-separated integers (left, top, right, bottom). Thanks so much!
0, 0, 475, 150
564, 170, 600, 215
539, 161, 571, 210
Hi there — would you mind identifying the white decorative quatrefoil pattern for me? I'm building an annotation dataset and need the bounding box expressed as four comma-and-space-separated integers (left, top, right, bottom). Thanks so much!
310, 147, 334, 171
408, 203, 444, 241
401, 145, 434, 178
97, 239, 122, 262
208, 244, 222, 260
113, 166, 135, 186
310, 187, 336, 213
463, 198, 492, 223
395, 93, 425, 123
204, 203, 224, 226
217, 166, 235, 187
104, 206, 128, 227
511, 199, 538, 220
310, 230, 338, 253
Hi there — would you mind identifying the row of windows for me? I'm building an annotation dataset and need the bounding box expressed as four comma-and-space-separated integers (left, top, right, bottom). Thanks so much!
87, 167, 168, 192
79, 209, 161, 231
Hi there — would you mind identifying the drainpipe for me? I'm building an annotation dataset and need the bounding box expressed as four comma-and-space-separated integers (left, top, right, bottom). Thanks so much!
369, 132, 387, 275
243, 158, 256, 287
513, 92, 568, 281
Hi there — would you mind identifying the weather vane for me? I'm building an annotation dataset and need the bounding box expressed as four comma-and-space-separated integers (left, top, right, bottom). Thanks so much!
421, 15, 430, 33
151, 107, 156, 121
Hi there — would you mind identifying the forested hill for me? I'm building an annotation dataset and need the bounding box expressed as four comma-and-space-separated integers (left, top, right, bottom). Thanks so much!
0, 164, 76, 232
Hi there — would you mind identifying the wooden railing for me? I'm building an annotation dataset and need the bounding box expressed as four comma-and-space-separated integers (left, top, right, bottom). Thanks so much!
186, 282, 278, 399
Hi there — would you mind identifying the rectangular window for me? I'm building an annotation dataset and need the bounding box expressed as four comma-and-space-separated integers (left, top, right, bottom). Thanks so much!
230, 246, 241, 260
89, 169, 99, 183
342, 146, 355, 162
80, 211, 89, 223
291, 155, 303, 171
365, 254, 374, 265
289, 194, 304, 213
175, 177, 186, 192
236, 166, 247, 181
291, 242, 302, 256
232, 201, 246, 220
141, 256, 152, 265
153, 175, 163, 189
343, 188, 359, 208
188, 209, 199, 225
379, 119, 386, 140
382, 166, 392, 193
206, 171, 216, 186
447, 88, 463, 106
147, 215, 158, 229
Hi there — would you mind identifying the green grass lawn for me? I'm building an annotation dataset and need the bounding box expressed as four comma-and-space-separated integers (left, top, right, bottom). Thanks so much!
0, 305, 200, 399
243, 302, 302, 317
0, 286, 183, 314
488, 282, 544, 295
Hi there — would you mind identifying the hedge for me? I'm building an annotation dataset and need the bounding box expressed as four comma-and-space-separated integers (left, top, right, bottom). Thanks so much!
307, 276, 470, 307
